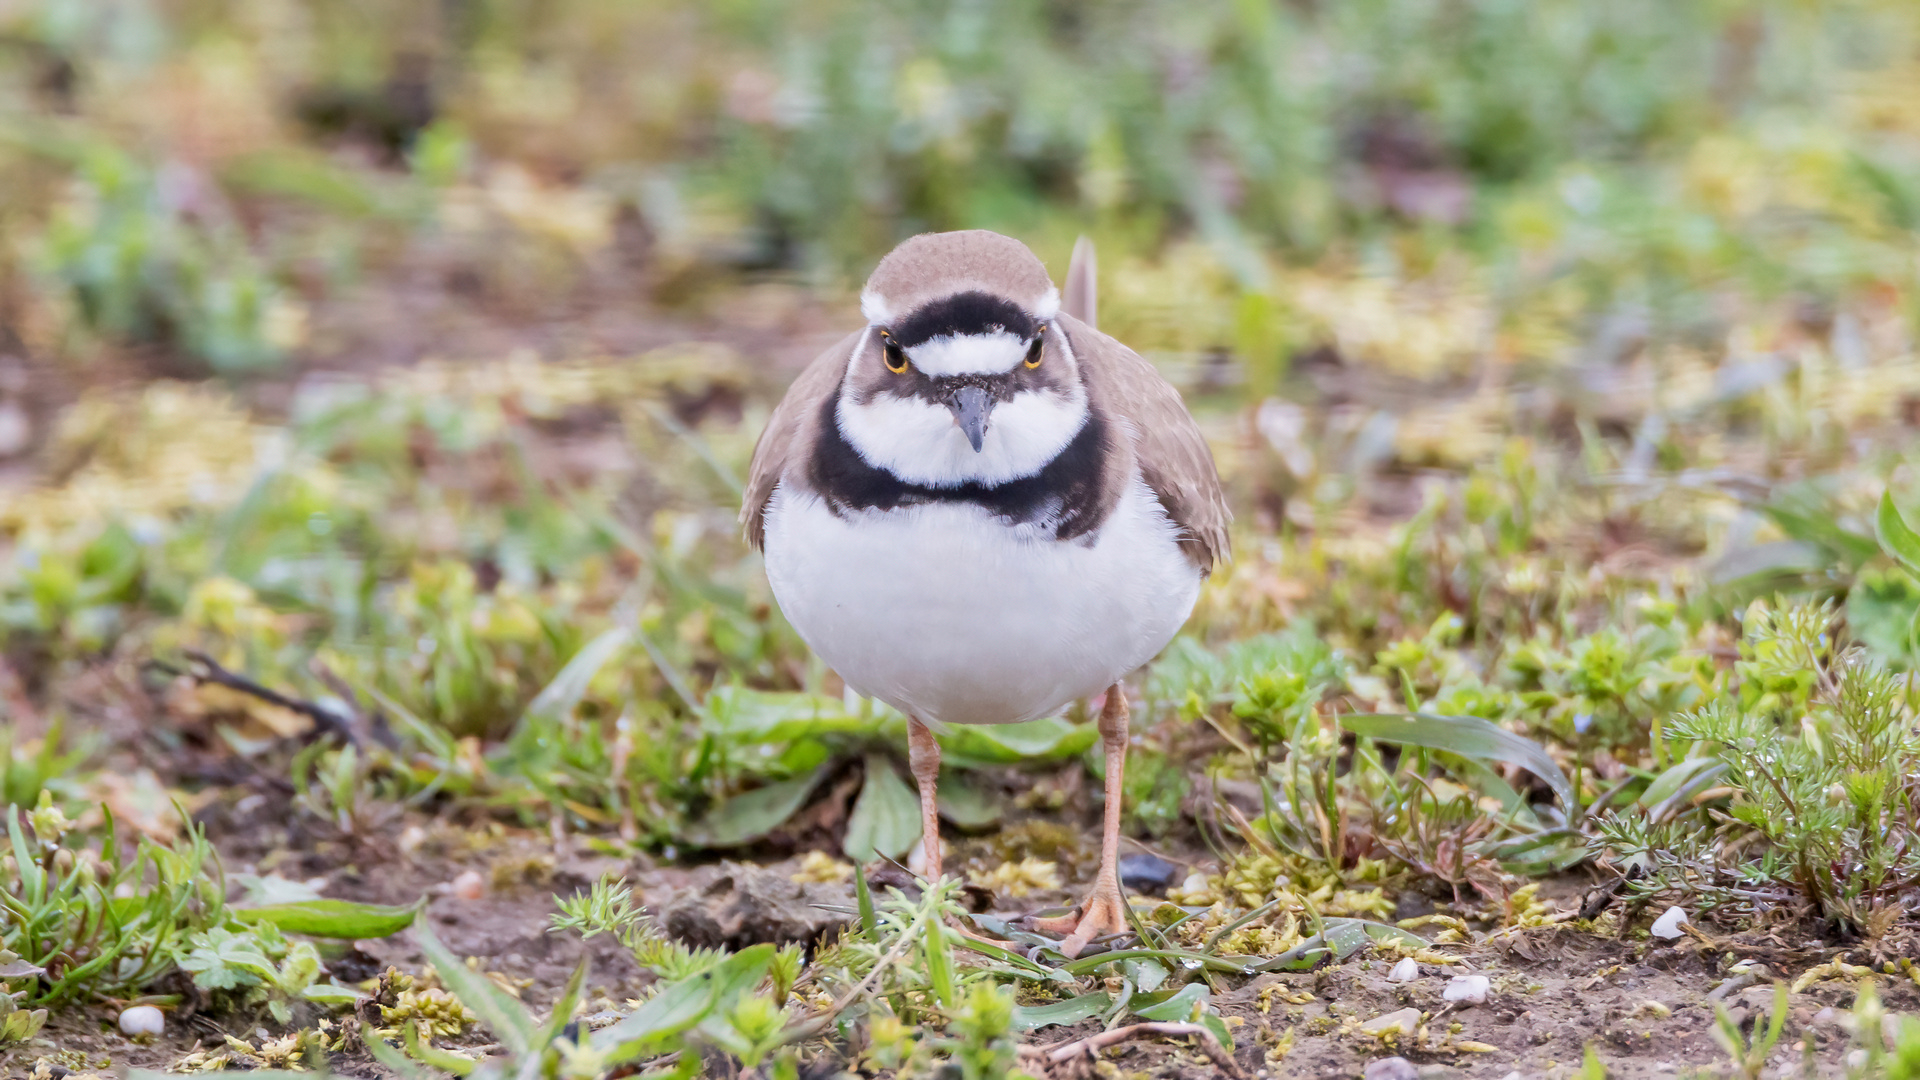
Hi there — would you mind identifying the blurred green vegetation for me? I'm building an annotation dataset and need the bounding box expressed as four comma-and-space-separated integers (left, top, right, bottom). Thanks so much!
0, 0, 1917, 371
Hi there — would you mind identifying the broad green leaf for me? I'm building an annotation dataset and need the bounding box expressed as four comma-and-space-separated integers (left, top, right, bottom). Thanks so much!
1878, 492, 1920, 577
1708, 540, 1826, 586
939, 717, 1099, 766
1636, 756, 1724, 810
843, 756, 921, 863
234, 898, 420, 938
680, 767, 829, 848
302, 982, 365, 1005
413, 917, 536, 1054
1012, 991, 1112, 1031
1341, 713, 1573, 809
592, 971, 716, 1058
1762, 491, 1880, 567
936, 772, 1005, 828
706, 688, 884, 744
1847, 567, 1920, 664
704, 944, 777, 1013
1121, 957, 1169, 994
520, 627, 631, 729
1131, 982, 1209, 1022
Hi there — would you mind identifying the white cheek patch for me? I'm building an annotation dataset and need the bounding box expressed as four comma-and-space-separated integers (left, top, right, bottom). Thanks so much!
838, 385, 1088, 488
903, 332, 1028, 377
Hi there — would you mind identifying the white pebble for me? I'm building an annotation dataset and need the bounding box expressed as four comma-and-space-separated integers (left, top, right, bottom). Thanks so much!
1388, 957, 1421, 983
451, 869, 485, 901
119, 1005, 165, 1037
1650, 905, 1688, 940
1360, 1007, 1421, 1036
1363, 1056, 1419, 1080
1443, 974, 1491, 1005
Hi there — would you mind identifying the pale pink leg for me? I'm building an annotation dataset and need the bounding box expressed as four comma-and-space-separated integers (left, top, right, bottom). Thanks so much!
1034, 686, 1131, 957
908, 717, 943, 882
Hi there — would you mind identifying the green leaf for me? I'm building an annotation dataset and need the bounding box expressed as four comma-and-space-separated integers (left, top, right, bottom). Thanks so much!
936, 772, 1005, 828
592, 970, 717, 1058
706, 944, 777, 1010
360, 1023, 438, 1080
1011, 991, 1112, 1031
854, 864, 877, 941
1131, 982, 1209, 1022
520, 627, 631, 730
302, 982, 365, 1005
843, 756, 921, 863
405, 1019, 478, 1076
680, 767, 830, 848
413, 917, 536, 1055
1636, 756, 1727, 818
705, 688, 884, 744
530, 957, 591, 1058
1878, 492, 1920, 577
1056, 948, 1252, 978
1121, 957, 1169, 994
1341, 713, 1573, 809
234, 898, 421, 938
939, 717, 1099, 766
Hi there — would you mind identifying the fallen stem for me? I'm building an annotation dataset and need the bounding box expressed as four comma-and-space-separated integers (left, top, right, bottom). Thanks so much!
1021, 1021, 1248, 1079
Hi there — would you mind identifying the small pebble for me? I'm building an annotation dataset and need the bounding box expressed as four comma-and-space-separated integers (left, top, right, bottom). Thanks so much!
1360, 1007, 1421, 1036
1650, 905, 1688, 940
1813, 1006, 1840, 1027
1117, 853, 1179, 895
1363, 1056, 1419, 1080
119, 1005, 165, 1037
451, 869, 485, 901
1443, 974, 1491, 1005
1388, 957, 1421, 983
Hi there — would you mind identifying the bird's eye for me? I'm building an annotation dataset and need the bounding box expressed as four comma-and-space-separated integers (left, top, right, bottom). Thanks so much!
880, 333, 910, 374
1023, 329, 1044, 370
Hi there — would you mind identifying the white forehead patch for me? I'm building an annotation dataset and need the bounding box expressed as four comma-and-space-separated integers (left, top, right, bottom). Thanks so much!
861, 285, 1061, 332
906, 331, 1030, 377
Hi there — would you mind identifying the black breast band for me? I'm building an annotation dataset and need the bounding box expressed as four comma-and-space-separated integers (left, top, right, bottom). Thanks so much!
807, 390, 1113, 541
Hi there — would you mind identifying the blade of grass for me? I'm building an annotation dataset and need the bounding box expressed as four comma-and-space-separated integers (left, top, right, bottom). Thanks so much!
1341, 713, 1573, 810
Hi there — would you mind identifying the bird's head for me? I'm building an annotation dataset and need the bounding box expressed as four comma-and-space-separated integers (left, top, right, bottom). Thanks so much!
837, 231, 1087, 488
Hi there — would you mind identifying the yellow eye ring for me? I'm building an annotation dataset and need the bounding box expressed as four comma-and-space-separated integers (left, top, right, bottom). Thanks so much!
880, 330, 910, 374
1024, 325, 1045, 369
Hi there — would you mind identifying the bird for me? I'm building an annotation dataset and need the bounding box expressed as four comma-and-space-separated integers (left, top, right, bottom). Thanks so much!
741, 230, 1228, 957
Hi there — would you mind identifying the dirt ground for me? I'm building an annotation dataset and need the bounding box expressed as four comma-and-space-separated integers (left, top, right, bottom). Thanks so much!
9, 780, 1905, 1080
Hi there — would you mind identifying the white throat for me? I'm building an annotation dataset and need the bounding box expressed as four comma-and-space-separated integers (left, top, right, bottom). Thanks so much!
837, 381, 1088, 488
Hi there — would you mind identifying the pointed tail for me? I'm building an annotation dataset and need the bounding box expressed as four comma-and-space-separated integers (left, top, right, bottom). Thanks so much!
1063, 235, 1097, 329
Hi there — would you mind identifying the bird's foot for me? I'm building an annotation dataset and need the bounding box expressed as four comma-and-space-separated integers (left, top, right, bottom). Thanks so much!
1029, 880, 1130, 958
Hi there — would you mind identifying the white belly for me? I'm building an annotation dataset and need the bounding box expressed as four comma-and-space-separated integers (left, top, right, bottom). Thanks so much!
762, 478, 1202, 726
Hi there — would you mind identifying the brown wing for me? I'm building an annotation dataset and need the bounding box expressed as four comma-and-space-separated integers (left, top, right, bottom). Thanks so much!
1059, 313, 1230, 573
741, 329, 862, 549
